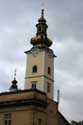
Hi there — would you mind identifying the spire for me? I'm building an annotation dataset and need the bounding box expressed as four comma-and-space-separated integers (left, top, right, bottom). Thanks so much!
14, 69, 16, 80
41, 9, 44, 19
9, 69, 18, 92
30, 9, 53, 48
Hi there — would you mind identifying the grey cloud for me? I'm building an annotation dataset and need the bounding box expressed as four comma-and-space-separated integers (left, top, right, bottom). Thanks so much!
54, 40, 83, 78
54, 39, 83, 121
46, 0, 83, 41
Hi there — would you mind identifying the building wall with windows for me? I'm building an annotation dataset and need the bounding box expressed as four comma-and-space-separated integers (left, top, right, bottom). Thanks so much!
0, 89, 47, 125
0, 89, 69, 125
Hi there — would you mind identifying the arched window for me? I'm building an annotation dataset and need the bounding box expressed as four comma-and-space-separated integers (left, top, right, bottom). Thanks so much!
32, 65, 37, 73
48, 67, 51, 75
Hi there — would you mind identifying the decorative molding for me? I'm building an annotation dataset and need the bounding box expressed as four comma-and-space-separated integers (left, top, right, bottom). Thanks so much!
25, 75, 54, 82
0, 99, 48, 109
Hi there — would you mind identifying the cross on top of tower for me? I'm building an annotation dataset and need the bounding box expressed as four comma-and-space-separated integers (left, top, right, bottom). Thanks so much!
40, 0, 45, 19
41, 0, 45, 10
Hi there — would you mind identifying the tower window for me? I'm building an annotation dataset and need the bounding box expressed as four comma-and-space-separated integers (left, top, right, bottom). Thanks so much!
47, 82, 51, 93
31, 81, 37, 89
32, 65, 37, 73
48, 67, 51, 75
4, 113, 11, 125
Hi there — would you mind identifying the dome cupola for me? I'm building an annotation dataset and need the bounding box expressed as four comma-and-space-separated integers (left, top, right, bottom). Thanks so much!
30, 9, 53, 48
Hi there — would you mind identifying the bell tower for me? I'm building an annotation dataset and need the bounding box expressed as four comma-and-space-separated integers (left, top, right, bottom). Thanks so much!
25, 9, 56, 99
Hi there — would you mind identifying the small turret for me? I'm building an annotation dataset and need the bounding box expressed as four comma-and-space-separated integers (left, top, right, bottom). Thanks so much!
9, 70, 18, 92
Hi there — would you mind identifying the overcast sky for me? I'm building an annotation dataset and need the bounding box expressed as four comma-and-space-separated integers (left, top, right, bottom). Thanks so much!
0, 0, 83, 122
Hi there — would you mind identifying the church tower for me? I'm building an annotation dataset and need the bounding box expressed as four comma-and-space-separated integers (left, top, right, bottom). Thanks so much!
25, 9, 56, 99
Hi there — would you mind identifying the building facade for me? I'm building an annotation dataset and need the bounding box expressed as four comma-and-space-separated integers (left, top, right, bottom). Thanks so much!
0, 9, 70, 125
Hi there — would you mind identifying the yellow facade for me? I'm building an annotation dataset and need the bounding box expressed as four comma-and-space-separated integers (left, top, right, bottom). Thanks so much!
0, 90, 69, 125
0, 90, 59, 125
25, 48, 55, 99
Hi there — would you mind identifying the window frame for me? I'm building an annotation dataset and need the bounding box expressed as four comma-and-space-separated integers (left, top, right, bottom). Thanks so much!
4, 113, 11, 125
32, 65, 37, 73
31, 81, 37, 88
48, 67, 51, 75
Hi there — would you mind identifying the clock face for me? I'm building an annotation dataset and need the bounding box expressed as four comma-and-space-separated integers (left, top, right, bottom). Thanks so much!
32, 47, 39, 57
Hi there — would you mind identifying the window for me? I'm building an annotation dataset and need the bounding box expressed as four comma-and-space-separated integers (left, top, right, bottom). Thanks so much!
32, 65, 37, 73
4, 113, 11, 125
47, 82, 51, 93
31, 81, 37, 89
38, 118, 42, 125
48, 67, 51, 75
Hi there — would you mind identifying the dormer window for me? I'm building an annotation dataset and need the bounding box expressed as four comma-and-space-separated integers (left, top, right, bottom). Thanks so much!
32, 65, 37, 73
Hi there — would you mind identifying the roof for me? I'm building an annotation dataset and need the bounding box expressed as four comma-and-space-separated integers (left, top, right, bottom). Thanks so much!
0, 88, 47, 109
58, 111, 70, 125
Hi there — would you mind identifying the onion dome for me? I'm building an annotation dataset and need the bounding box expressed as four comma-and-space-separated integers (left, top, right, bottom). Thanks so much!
30, 9, 53, 48
9, 70, 18, 92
